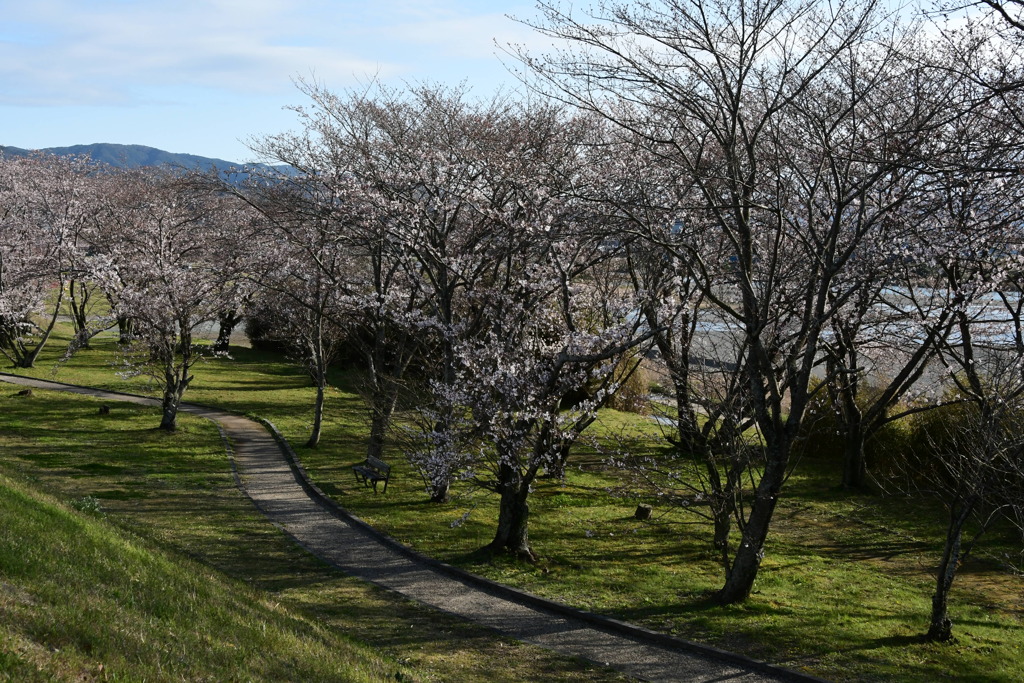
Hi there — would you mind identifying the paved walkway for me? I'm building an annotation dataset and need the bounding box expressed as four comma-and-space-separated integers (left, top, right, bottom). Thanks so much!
1, 374, 824, 683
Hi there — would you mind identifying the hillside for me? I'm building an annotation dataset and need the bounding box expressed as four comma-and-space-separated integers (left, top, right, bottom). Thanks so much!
0, 471, 402, 682
0, 142, 240, 171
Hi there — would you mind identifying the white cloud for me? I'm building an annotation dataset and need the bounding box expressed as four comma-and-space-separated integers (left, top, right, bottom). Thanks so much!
0, 0, 408, 105
0, 0, 548, 159
382, 11, 542, 59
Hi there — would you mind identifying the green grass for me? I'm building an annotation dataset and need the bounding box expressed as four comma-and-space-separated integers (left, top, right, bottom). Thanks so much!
0, 381, 628, 681
0, 392, 400, 682
7, 324, 1024, 681
0, 471, 400, 682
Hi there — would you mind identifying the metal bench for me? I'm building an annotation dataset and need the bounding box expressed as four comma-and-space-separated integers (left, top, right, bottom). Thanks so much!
352, 455, 392, 493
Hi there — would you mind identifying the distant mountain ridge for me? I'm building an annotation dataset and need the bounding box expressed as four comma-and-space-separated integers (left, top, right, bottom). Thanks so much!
0, 142, 246, 171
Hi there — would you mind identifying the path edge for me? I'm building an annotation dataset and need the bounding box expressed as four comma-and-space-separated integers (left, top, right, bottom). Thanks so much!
256, 417, 829, 683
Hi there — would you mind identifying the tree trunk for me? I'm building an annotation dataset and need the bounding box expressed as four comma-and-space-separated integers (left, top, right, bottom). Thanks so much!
486, 463, 536, 561
159, 392, 180, 431
307, 348, 326, 448
544, 440, 573, 479
928, 502, 972, 641
117, 316, 136, 345
715, 456, 785, 604
429, 291, 456, 503
841, 425, 868, 489
427, 412, 454, 503
307, 380, 325, 448
214, 310, 242, 353
17, 289, 65, 369
303, 317, 331, 449
366, 385, 398, 461
712, 495, 733, 570
68, 280, 91, 349
429, 478, 451, 504
674, 383, 701, 455
159, 331, 193, 432
703, 454, 737, 569
159, 371, 185, 432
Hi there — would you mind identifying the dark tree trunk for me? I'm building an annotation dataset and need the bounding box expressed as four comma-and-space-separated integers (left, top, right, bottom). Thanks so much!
117, 316, 136, 345
928, 500, 973, 641
307, 383, 325, 448
68, 280, 91, 349
673, 383, 702, 455
427, 288, 456, 503
15, 289, 65, 369
486, 463, 536, 561
159, 372, 186, 432
366, 405, 388, 461
366, 388, 398, 461
544, 440, 573, 480
842, 424, 868, 490
427, 410, 454, 503
716, 456, 786, 604
214, 310, 243, 353
702, 451, 738, 568
159, 391, 180, 432
307, 344, 327, 448
712, 503, 732, 567
429, 477, 451, 504
158, 331, 193, 432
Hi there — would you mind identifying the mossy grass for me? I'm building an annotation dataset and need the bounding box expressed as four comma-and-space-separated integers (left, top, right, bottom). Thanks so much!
8, 324, 1024, 681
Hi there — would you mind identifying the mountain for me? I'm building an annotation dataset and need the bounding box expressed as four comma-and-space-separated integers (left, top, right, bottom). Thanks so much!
0, 142, 244, 171
0, 142, 297, 182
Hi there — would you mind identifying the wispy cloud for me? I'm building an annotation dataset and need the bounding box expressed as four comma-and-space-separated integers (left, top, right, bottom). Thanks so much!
0, 0, 413, 105
0, 0, 545, 159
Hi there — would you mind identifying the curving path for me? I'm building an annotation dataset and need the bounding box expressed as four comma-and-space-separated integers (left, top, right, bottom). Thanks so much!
0, 374, 825, 683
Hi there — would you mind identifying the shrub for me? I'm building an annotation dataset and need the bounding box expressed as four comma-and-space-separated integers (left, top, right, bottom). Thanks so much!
605, 354, 650, 414
243, 307, 294, 354
899, 398, 1001, 488
793, 378, 914, 474
70, 494, 104, 516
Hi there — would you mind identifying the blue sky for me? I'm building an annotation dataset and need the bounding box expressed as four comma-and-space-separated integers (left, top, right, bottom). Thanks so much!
1, 0, 544, 162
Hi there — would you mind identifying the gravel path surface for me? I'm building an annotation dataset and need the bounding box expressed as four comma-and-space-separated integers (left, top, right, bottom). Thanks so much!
1, 373, 826, 683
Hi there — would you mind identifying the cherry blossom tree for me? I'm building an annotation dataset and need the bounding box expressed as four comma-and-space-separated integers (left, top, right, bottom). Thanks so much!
909, 126, 1024, 642
0, 153, 104, 367
0, 156, 45, 366
217, 164, 375, 448
416, 229, 646, 559
512, 0, 983, 602
90, 168, 254, 431
276, 81, 602, 502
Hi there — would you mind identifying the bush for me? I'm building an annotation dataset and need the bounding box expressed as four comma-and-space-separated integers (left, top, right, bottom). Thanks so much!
243, 308, 295, 354
793, 378, 914, 475
70, 495, 105, 517
897, 398, 1003, 488
605, 355, 650, 414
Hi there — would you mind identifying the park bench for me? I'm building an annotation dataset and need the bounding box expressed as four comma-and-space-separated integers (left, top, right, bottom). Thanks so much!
351, 455, 392, 493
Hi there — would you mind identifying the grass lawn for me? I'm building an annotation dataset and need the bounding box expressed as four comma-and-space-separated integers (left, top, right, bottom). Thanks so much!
0, 428, 398, 682
6, 324, 1024, 681
0, 376, 628, 680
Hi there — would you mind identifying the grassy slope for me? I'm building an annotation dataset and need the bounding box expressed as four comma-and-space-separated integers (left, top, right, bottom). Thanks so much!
0, 472, 397, 682
7, 325, 1024, 681
0, 394, 398, 682
0, 383, 627, 682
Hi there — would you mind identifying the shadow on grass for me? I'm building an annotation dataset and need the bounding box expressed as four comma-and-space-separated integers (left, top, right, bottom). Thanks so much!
3, 385, 629, 681
610, 592, 1021, 682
